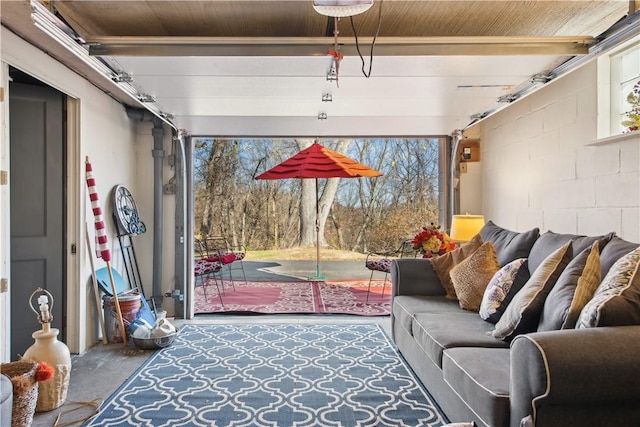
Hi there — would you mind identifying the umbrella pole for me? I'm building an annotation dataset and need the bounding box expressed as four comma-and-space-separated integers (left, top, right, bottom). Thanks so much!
309, 178, 327, 281
85, 225, 108, 345
106, 261, 128, 346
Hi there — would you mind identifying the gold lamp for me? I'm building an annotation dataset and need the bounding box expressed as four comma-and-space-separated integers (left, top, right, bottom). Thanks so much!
450, 214, 485, 242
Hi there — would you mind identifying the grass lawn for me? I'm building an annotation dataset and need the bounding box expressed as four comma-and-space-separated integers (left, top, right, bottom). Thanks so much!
245, 246, 369, 261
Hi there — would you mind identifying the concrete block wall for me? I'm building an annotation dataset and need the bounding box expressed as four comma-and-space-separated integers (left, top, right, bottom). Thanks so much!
478, 61, 640, 243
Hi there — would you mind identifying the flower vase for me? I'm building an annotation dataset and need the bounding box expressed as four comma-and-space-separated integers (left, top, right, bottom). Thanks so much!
23, 323, 71, 412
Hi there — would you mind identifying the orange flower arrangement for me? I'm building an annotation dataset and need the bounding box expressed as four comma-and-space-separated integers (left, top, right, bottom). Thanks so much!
412, 223, 457, 258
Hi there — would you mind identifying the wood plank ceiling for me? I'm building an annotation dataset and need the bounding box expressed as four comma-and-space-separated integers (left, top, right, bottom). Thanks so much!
55, 1, 623, 38
1, 1, 633, 136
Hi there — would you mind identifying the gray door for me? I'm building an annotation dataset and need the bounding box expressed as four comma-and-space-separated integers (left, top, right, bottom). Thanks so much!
9, 82, 65, 360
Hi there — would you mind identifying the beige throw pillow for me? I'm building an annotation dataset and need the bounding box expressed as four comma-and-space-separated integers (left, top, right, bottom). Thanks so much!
577, 246, 640, 328
450, 242, 500, 311
431, 234, 483, 299
562, 242, 601, 329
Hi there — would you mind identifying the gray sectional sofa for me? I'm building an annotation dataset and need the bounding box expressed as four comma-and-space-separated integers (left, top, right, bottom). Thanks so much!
390, 222, 640, 427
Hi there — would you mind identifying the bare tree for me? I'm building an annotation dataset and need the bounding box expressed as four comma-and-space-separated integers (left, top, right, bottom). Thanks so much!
193, 137, 442, 254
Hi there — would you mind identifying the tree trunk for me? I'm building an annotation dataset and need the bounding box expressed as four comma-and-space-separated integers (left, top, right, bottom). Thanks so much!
317, 177, 340, 247
329, 208, 345, 249
297, 139, 317, 246
316, 140, 349, 247
298, 139, 350, 247
299, 178, 317, 246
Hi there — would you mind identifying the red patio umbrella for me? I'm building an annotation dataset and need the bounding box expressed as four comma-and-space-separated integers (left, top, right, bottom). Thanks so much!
256, 142, 382, 280
86, 156, 128, 345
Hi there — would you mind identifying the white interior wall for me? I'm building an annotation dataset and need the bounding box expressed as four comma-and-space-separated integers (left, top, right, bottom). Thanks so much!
79, 97, 138, 352
1, 26, 139, 358
459, 162, 483, 215
477, 60, 640, 242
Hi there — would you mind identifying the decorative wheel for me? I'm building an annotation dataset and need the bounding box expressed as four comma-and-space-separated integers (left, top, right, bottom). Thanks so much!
113, 185, 146, 235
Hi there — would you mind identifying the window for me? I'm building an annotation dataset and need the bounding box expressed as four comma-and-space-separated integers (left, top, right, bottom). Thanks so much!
598, 36, 640, 138
611, 42, 640, 133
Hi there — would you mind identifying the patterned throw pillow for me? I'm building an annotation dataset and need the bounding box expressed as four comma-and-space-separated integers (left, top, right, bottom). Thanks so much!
479, 258, 527, 323
537, 242, 601, 331
430, 234, 483, 300
492, 241, 572, 341
577, 247, 640, 328
450, 242, 500, 311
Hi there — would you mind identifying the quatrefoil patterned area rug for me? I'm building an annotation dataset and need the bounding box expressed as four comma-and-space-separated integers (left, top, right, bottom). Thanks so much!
84, 324, 448, 427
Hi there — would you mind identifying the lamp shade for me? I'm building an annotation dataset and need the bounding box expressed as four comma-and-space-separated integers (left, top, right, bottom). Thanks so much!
450, 215, 485, 242
313, 0, 374, 17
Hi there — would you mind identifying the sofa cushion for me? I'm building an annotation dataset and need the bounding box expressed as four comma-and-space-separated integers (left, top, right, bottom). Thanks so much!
443, 347, 511, 427
412, 312, 508, 368
599, 236, 640, 277
538, 242, 601, 331
450, 242, 500, 311
479, 221, 539, 267
392, 295, 462, 337
492, 242, 572, 341
431, 234, 483, 300
479, 258, 528, 323
577, 246, 640, 328
527, 231, 613, 276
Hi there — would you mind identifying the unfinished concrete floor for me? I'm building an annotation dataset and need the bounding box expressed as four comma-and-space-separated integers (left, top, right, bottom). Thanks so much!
31, 314, 391, 427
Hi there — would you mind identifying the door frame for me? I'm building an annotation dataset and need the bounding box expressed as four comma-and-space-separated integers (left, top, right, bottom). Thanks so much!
65, 96, 82, 353
1, 63, 10, 361
0, 61, 82, 360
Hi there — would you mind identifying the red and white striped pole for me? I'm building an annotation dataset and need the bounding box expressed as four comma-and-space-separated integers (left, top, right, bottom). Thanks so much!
86, 156, 128, 345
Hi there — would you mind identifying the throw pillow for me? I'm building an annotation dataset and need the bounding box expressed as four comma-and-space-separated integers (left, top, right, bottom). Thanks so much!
479, 221, 539, 267
599, 235, 640, 278
563, 243, 602, 329
577, 246, 640, 328
430, 234, 483, 300
492, 241, 572, 341
479, 258, 527, 323
537, 242, 601, 331
450, 242, 500, 311
527, 231, 613, 276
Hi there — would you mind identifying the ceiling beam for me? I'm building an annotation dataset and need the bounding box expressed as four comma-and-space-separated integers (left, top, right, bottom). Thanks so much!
87, 36, 593, 57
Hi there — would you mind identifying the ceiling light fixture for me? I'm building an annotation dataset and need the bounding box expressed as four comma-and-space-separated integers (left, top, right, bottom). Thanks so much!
318, 112, 328, 121
313, 1, 375, 87
322, 93, 333, 102
313, 0, 373, 17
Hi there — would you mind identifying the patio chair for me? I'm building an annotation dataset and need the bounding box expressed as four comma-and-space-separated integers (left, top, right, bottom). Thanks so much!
195, 239, 224, 306
204, 237, 246, 289
364, 238, 417, 302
